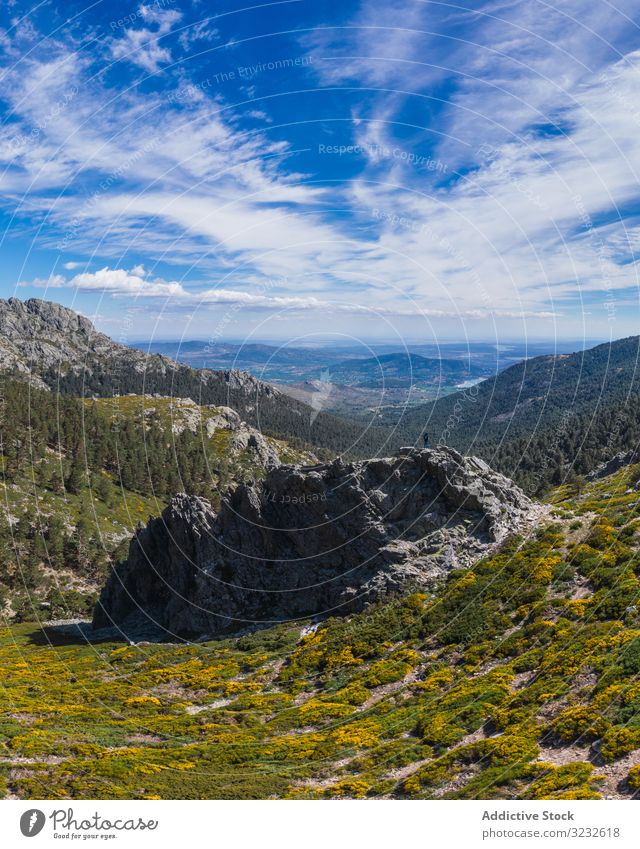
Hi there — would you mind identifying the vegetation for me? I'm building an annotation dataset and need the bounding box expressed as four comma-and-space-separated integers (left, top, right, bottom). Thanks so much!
391, 335, 640, 494
0, 379, 311, 620
42, 358, 390, 458
3, 463, 640, 799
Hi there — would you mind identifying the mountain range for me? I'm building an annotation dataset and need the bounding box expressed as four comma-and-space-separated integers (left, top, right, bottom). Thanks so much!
2, 297, 640, 800
2, 297, 640, 495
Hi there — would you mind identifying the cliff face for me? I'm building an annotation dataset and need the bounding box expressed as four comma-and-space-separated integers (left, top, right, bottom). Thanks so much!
0, 296, 280, 401
93, 446, 537, 637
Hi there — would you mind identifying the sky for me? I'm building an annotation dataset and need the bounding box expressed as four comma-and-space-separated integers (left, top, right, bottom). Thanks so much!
1, 0, 640, 345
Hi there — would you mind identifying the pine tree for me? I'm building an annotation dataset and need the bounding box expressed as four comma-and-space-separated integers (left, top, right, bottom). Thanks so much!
65, 452, 85, 495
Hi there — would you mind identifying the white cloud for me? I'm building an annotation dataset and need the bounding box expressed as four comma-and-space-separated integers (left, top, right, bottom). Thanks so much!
20, 266, 553, 320
22, 273, 66, 289
2, 2, 640, 333
70, 267, 184, 297
111, 6, 182, 72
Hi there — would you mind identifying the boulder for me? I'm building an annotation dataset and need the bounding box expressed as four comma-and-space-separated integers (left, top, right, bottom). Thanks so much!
94, 447, 535, 637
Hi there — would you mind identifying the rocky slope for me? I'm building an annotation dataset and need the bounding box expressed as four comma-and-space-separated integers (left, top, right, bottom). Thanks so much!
91, 394, 309, 472
94, 446, 537, 636
586, 449, 640, 481
0, 297, 388, 456
0, 296, 277, 401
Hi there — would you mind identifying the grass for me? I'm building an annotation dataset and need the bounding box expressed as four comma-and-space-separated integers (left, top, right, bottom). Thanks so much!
2, 464, 640, 799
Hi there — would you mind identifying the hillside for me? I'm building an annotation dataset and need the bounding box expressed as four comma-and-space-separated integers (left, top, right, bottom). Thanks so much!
3, 463, 640, 799
393, 336, 640, 492
0, 378, 313, 622
328, 352, 485, 389
0, 298, 390, 457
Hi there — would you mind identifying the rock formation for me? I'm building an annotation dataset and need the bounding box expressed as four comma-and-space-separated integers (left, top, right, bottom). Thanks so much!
93, 446, 536, 637
586, 449, 640, 481
0, 296, 281, 404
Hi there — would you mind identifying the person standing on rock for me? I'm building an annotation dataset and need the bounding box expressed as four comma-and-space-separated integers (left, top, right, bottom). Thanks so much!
423, 432, 429, 449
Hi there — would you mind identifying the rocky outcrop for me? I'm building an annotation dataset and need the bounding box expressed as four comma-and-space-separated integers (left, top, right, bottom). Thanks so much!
0, 297, 282, 403
162, 399, 281, 469
586, 449, 640, 481
0, 297, 116, 389
93, 447, 536, 637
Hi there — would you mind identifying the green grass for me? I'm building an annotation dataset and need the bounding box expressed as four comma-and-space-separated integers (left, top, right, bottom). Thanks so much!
3, 465, 640, 799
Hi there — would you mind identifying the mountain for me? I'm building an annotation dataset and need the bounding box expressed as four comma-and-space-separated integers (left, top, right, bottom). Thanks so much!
93, 447, 535, 637
394, 335, 640, 492
0, 297, 389, 457
328, 352, 485, 389
4, 459, 640, 799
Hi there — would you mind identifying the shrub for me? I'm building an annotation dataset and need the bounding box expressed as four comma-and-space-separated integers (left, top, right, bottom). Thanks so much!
620, 638, 640, 676
551, 706, 608, 743
599, 727, 640, 762
626, 764, 640, 791
325, 778, 370, 798
524, 763, 600, 800
479, 732, 539, 766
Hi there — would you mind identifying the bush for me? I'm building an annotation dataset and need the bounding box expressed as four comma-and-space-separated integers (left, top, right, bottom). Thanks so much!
551, 706, 607, 743
626, 764, 640, 791
524, 763, 600, 800
599, 727, 640, 762
620, 638, 640, 676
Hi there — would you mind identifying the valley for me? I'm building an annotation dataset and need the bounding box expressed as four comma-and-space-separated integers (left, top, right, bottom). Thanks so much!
0, 297, 640, 802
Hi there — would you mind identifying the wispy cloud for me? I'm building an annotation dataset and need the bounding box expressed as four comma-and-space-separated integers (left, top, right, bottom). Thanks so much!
110, 5, 183, 73
2, 0, 640, 334
21, 265, 555, 320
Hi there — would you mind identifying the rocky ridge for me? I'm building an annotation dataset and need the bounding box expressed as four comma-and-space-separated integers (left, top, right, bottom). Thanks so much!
0, 297, 383, 457
586, 449, 640, 481
0, 296, 280, 402
94, 446, 538, 637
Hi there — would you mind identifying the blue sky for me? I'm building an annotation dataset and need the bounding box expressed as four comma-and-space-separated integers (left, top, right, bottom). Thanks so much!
1, 0, 640, 344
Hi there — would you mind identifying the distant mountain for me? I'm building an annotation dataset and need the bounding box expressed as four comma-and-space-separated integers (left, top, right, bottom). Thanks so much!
396, 335, 640, 492
0, 298, 390, 457
142, 339, 506, 387
328, 352, 486, 388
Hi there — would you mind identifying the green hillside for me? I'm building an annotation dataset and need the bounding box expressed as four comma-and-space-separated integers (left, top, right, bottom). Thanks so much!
328, 352, 484, 389
0, 379, 313, 622
395, 336, 640, 492
3, 464, 640, 799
